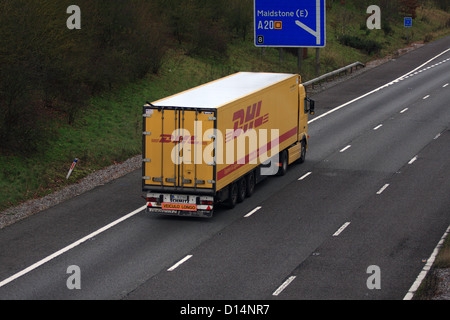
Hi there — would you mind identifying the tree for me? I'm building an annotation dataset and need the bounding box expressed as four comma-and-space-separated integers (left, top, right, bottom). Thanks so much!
400, 0, 421, 18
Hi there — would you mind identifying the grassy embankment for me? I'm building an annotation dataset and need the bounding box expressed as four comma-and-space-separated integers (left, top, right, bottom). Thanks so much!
1, 4, 449, 212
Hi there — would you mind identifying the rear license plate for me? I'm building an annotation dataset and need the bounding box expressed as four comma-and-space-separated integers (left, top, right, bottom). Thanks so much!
171, 194, 188, 202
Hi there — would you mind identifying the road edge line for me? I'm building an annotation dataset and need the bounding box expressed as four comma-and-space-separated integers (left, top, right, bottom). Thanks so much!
0, 205, 147, 288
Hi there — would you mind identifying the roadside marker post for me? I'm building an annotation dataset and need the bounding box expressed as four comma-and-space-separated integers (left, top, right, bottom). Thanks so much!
66, 158, 78, 179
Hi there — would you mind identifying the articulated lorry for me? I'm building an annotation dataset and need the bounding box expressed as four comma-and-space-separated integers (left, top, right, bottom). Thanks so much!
142, 72, 315, 217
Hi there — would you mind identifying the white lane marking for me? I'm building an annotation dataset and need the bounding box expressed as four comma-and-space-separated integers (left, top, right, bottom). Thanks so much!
244, 206, 262, 218
0, 205, 147, 288
339, 145, 351, 153
376, 184, 390, 195
443, 83, 449, 88
404, 224, 450, 300
434, 133, 441, 140
298, 172, 312, 181
273, 276, 296, 296
423, 95, 430, 100
400, 108, 409, 113
307, 48, 450, 124
373, 124, 383, 130
408, 156, 418, 165
167, 255, 193, 272
333, 222, 351, 237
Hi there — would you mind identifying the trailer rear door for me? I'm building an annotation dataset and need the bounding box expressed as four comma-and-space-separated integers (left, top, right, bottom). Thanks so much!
143, 106, 215, 191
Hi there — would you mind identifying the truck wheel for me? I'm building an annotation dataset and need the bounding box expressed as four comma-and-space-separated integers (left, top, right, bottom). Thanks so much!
227, 182, 238, 208
246, 172, 255, 197
237, 178, 247, 203
277, 150, 288, 176
298, 140, 306, 164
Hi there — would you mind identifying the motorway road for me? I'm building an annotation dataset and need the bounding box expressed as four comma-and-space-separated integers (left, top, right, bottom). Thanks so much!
0, 36, 449, 301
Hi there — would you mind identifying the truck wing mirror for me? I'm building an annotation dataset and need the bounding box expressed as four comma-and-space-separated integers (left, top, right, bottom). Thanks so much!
309, 99, 315, 115
305, 97, 315, 115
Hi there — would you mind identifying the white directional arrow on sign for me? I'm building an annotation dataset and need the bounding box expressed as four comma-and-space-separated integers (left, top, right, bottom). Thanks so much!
295, 0, 321, 45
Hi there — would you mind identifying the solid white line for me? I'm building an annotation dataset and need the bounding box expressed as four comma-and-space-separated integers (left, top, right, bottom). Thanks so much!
373, 124, 383, 130
0, 205, 147, 288
167, 255, 193, 272
408, 156, 418, 165
376, 184, 390, 195
423, 95, 430, 100
244, 206, 262, 218
339, 145, 351, 153
307, 48, 450, 124
400, 108, 408, 113
333, 222, 351, 237
298, 172, 312, 181
404, 224, 450, 300
273, 276, 296, 296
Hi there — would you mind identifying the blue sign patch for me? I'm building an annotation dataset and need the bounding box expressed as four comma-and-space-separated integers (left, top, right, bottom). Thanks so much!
254, 0, 326, 47
404, 17, 412, 28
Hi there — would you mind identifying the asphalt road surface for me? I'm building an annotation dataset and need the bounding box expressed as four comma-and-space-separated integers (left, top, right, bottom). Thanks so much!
0, 36, 449, 302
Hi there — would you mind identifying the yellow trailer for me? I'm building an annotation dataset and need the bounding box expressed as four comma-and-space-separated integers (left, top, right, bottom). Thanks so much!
143, 72, 314, 217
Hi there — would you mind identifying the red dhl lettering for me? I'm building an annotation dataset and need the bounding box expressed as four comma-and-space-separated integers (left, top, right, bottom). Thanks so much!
152, 134, 207, 145
227, 101, 268, 142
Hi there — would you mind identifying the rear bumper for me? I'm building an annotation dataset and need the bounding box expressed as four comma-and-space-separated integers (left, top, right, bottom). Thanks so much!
146, 206, 213, 218
145, 192, 214, 218
142, 185, 215, 196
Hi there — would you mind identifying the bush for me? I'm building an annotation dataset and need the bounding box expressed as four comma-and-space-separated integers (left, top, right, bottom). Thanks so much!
0, 0, 168, 155
188, 19, 230, 58
158, 0, 231, 58
424, 33, 434, 43
80, 0, 168, 91
382, 20, 394, 36
338, 35, 382, 55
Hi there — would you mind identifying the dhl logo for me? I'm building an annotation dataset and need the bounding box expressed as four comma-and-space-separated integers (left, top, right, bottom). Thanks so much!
226, 100, 268, 142
152, 134, 207, 145
150, 100, 269, 145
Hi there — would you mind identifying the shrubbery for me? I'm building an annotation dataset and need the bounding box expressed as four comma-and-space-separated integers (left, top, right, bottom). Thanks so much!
338, 35, 382, 55
0, 0, 253, 156
0, 0, 168, 155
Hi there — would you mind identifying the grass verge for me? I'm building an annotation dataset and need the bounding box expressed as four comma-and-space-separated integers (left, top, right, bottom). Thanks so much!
414, 232, 450, 299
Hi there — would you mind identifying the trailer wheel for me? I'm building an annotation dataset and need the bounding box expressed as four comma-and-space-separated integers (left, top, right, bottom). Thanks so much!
277, 150, 288, 176
246, 171, 255, 197
227, 182, 238, 208
237, 178, 247, 203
